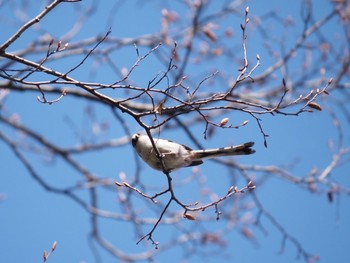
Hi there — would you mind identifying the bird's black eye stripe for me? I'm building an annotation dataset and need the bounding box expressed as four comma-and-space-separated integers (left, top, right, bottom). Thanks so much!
132, 135, 138, 147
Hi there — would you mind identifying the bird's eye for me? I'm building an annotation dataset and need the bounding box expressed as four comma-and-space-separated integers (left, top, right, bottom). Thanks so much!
132, 135, 138, 147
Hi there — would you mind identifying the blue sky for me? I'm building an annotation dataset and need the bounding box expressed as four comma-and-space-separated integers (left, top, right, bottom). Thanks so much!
1, 0, 349, 263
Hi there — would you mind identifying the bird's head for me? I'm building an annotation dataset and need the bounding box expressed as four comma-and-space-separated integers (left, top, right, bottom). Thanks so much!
131, 133, 140, 147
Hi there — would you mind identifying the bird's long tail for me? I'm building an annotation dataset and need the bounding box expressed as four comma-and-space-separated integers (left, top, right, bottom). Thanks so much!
194, 142, 255, 159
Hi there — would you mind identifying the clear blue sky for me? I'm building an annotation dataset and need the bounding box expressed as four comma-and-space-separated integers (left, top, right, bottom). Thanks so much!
1, 1, 349, 263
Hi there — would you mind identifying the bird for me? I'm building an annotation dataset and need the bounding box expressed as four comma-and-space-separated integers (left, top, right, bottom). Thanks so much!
131, 133, 255, 172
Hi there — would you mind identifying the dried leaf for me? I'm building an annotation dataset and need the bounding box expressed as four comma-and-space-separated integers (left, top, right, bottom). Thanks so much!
115, 181, 123, 187
43, 251, 47, 262
155, 100, 165, 113
327, 191, 333, 203
308, 101, 322, 111
308, 182, 316, 192
202, 27, 217, 42
227, 185, 234, 194
212, 48, 222, 56
123, 182, 131, 187
240, 227, 254, 239
184, 213, 196, 220
220, 117, 229, 127
51, 241, 57, 251
201, 233, 227, 247
247, 180, 254, 188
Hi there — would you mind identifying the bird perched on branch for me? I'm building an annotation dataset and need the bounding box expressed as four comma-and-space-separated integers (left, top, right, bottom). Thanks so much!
132, 133, 255, 172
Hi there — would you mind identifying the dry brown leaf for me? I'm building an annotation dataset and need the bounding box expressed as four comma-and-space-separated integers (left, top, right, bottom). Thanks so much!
184, 213, 196, 220
227, 185, 234, 194
123, 182, 131, 187
115, 181, 123, 187
220, 117, 229, 127
327, 191, 333, 203
155, 101, 165, 113
308, 102, 322, 111
247, 180, 254, 188
51, 241, 57, 251
202, 27, 217, 42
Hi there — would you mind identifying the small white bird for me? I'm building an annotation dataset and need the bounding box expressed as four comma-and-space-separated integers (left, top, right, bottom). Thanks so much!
132, 133, 255, 172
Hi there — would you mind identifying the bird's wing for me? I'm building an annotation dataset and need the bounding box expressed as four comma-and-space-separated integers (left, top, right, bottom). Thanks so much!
186, 160, 204, 167
154, 138, 193, 153
159, 138, 193, 150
